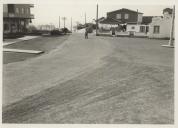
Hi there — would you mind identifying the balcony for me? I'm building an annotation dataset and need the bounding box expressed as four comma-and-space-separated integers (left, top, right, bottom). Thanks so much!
3, 12, 34, 19
30, 4, 34, 8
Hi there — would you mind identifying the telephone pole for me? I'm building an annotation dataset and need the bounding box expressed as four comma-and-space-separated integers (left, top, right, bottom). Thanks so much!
85, 13, 86, 26
59, 16, 60, 29
96, 4, 99, 36
62, 17, 66, 28
71, 17, 73, 32
137, 9, 138, 25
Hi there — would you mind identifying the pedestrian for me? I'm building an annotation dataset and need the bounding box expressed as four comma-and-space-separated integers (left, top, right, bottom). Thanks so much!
85, 27, 88, 39
111, 27, 115, 36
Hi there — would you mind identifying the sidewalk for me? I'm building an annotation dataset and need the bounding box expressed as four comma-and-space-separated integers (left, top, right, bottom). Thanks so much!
3, 36, 40, 46
3, 36, 43, 54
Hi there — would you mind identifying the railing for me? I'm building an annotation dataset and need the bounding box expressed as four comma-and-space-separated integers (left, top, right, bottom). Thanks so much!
30, 4, 34, 7
3, 12, 34, 19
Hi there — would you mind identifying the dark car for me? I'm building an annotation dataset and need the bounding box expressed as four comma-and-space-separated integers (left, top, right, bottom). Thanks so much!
50, 29, 63, 35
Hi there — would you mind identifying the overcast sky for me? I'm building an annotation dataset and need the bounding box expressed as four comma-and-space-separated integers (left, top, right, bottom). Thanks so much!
30, 0, 173, 29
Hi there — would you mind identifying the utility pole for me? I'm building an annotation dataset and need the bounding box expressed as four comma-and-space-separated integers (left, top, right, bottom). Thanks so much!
162, 5, 175, 48
96, 4, 98, 36
59, 16, 60, 29
71, 17, 73, 32
85, 12, 86, 26
137, 9, 138, 25
168, 5, 175, 46
62, 17, 66, 28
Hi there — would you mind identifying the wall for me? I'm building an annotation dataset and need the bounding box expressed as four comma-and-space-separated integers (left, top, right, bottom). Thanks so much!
98, 23, 118, 32
3, 4, 8, 12
127, 24, 140, 32
127, 24, 149, 32
138, 14, 143, 23
14, 4, 32, 18
148, 17, 173, 38
107, 9, 139, 23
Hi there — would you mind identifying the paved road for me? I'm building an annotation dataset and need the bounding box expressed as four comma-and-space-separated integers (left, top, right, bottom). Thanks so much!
3, 35, 69, 64
3, 33, 174, 124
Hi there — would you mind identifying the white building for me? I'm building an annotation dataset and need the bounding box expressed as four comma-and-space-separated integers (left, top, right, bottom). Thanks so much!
126, 24, 149, 37
148, 8, 174, 39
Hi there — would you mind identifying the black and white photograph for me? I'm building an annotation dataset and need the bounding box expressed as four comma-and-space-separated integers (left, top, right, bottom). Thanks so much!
1, 0, 176, 126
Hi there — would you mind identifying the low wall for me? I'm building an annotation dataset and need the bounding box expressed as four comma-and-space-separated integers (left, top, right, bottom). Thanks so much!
116, 31, 130, 36
134, 32, 148, 37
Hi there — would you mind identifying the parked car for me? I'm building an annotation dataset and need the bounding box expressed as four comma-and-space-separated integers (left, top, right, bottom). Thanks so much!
61, 28, 71, 34
50, 29, 63, 35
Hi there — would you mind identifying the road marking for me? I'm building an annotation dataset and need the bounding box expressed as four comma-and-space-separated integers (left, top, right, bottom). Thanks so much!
3, 36, 40, 46
3, 48, 43, 54
3, 41, 18, 46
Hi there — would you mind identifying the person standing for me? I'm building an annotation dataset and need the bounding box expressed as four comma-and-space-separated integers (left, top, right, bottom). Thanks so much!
111, 27, 115, 36
85, 27, 88, 39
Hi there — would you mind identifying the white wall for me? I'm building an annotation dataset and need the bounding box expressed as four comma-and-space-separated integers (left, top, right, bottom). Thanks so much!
149, 17, 172, 38
99, 23, 118, 30
127, 25, 140, 32
127, 24, 148, 32
138, 14, 143, 23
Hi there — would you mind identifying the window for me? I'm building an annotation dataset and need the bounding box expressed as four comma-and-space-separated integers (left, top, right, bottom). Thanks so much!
146, 26, 149, 33
8, 4, 15, 13
140, 26, 145, 32
21, 21, 25, 25
26, 8, 30, 14
116, 14, 121, 19
16, 8, 19, 13
153, 26, 160, 33
21, 8, 24, 14
4, 24, 9, 31
26, 8, 28, 14
124, 14, 129, 19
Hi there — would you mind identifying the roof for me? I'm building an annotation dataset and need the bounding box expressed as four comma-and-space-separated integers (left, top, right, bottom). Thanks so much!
96, 17, 105, 22
142, 16, 153, 25
99, 17, 121, 24
107, 8, 143, 14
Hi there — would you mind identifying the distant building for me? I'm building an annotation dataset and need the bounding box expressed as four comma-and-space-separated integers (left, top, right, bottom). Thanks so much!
98, 7, 173, 38
37, 24, 56, 31
107, 8, 143, 24
3, 4, 34, 34
98, 8, 145, 35
148, 8, 174, 38
125, 16, 153, 37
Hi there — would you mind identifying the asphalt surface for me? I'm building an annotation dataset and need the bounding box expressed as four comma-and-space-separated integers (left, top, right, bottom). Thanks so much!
3, 35, 69, 64
3, 33, 174, 124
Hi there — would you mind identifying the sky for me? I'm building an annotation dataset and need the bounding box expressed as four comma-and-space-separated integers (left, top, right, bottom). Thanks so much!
29, 0, 173, 29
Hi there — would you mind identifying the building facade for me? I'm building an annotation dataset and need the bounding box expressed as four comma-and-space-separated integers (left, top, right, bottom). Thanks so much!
98, 8, 145, 36
148, 8, 174, 38
3, 4, 34, 34
126, 24, 149, 36
107, 8, 143, 24
98, 7, 174, 38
